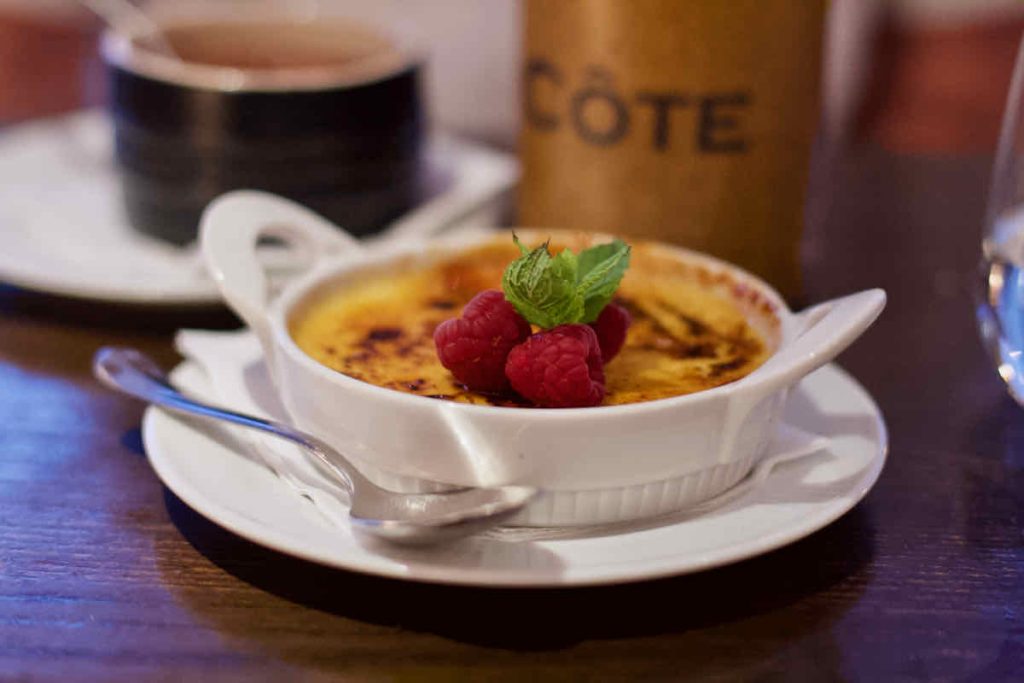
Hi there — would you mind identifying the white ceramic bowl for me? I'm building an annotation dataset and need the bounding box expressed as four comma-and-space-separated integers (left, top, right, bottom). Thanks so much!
200, 191, 885, 526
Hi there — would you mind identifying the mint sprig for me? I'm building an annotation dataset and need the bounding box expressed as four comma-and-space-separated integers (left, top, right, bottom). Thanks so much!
501, 235, 631, 328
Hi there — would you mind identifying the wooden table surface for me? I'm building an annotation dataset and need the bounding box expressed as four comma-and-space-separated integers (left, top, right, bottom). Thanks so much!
0, 126, 1020, 680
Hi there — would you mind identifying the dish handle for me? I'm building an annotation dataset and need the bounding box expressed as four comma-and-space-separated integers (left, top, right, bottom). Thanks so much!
200, 190, 362, 357
717, 288, 886, 463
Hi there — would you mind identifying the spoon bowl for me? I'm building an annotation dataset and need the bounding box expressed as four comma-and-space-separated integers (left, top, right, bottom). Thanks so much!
93, 347, 536, 545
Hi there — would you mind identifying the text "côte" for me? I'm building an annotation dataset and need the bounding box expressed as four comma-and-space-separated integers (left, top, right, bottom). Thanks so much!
525, 60, 752, 154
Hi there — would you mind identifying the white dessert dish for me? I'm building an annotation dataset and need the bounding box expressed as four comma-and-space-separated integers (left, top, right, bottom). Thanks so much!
199, 190, 885, 526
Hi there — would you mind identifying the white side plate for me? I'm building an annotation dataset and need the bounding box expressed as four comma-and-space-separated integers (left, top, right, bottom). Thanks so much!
0, 111, 517, 305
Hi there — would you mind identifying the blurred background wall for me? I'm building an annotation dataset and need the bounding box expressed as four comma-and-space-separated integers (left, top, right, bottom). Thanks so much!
847, 0, 1024, 153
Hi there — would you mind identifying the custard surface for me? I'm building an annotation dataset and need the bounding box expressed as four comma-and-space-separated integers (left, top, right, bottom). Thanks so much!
289, 239, 773, 406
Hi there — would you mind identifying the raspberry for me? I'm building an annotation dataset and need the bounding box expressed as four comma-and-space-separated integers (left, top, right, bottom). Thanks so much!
505, 324, 605, 408
589, 301, 632, 363
433, 290, 531, 393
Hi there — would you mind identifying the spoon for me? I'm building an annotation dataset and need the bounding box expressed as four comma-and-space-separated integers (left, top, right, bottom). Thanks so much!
80, 0, 180, 60
93, 347, 537, 545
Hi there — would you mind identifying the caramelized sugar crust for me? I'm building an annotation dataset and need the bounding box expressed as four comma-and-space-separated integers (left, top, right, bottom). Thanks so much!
289, 237, 775, 406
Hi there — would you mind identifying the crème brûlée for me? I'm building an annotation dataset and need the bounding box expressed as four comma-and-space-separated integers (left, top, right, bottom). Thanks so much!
288, 235, 780, 406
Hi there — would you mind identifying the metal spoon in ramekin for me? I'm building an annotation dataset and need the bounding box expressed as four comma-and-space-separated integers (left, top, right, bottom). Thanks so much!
93, 347, 537, 545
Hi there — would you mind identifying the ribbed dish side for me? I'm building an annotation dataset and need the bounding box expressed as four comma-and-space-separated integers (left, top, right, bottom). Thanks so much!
353, 454, 759, 527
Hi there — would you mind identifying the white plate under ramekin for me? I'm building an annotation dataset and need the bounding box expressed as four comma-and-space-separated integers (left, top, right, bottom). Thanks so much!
199, 190, 885, 526
142, 340, 888, 587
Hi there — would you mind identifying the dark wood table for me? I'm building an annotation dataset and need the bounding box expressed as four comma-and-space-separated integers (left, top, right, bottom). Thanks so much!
1, 143, 1020, 681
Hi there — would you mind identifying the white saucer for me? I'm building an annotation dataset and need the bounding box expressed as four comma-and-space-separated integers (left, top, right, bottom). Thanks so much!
0, 111, 517, 305
140, 329, 888, 587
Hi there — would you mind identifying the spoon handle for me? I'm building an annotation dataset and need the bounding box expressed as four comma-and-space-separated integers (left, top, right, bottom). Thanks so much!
93, 347, 362, 494
80, 0, 180, 59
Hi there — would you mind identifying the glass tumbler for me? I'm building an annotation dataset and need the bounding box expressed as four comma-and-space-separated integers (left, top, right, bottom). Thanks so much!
978, 34, 1024, 404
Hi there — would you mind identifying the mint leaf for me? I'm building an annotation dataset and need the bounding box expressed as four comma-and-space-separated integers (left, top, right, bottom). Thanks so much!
513, 233, 531, 256
551, 247, 579, 285
502, 241, 582, 329
501, 236, 630, 328
577, 240, 631, 322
